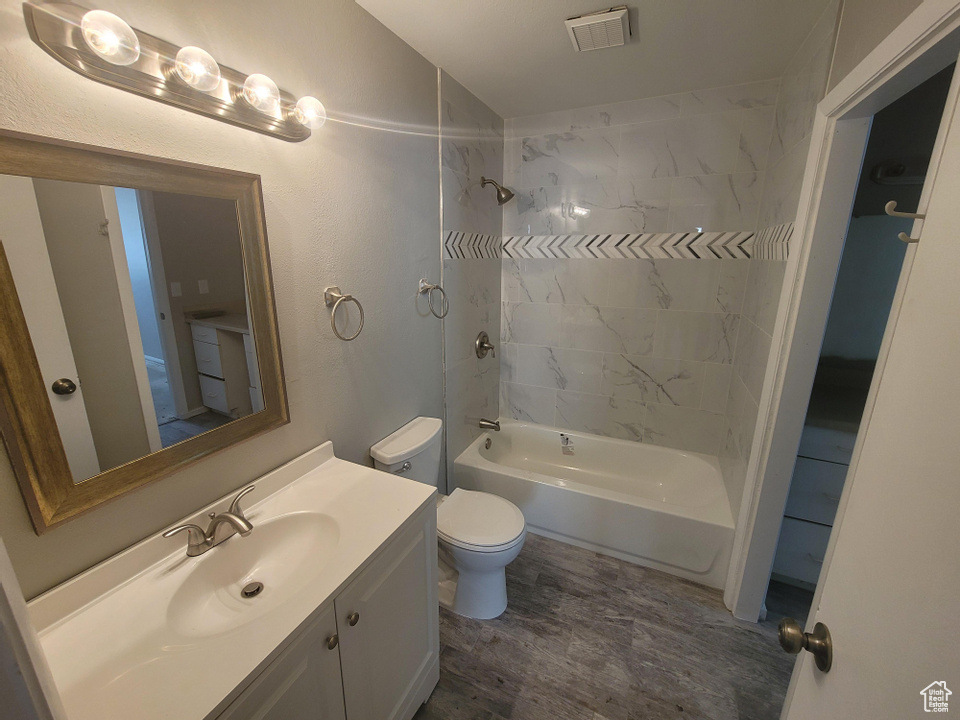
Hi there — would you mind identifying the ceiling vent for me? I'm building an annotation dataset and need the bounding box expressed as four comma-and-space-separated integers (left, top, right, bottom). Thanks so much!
565, 6, 631, 52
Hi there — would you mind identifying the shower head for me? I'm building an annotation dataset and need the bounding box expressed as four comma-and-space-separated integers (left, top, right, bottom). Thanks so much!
481, 176, 515, 205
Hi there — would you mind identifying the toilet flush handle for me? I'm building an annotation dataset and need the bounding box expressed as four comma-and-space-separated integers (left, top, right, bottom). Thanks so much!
393, 462, 412, 474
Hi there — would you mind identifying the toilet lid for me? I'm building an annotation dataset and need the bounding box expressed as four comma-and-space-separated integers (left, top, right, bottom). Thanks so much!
437, 489, 525, 548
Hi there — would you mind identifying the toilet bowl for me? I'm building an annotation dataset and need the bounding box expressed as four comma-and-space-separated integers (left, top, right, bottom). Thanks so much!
371, 417, 526, 620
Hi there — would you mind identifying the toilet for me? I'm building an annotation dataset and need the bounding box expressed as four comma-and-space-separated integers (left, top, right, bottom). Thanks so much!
370, 417, 526, 620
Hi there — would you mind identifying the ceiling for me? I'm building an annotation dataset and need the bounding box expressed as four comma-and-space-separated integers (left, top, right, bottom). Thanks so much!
355, 0, 834, 119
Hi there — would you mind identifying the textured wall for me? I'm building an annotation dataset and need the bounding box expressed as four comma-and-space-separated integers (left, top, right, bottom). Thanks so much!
497, 81, 783, 456
720, 0, 840, 515
0, 0, 443, 598
439, 71, 503, 485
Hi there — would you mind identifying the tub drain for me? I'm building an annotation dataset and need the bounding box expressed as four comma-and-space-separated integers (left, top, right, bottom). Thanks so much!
241, 581, 264, 598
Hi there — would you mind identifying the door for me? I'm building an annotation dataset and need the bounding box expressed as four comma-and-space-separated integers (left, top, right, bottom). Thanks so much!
0, 175, 100, 480
782, 72, 960, 717
217, 604, 346, 720
336, 511, 439, 720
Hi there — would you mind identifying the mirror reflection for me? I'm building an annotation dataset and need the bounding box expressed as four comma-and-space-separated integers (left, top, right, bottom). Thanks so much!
0, 176, 262, 484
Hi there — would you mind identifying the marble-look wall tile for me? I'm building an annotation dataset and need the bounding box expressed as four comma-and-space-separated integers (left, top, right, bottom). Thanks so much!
520, 129, 620, 188
619, 112, 741, 179
732, 318, 773, 403
500, 342, 519, 384
653, 311, 739, 364
601, 354, 705, 408
667, 172, 764, 231
606, 260, 722, 311
758, 136, 811, 230
643, 403, 725, 455
737, 107, 777, 173
701, 363, 733, 414
717, 261, 750, 314
569, 94, 683, 131
679, 80, 780, 116
501, 302, 562, 345
555, 390, 646, 441
517, 345, 604, 394
742, 259, 787, 334
558, 305, 657, 355
501, 382, 557, 425
514, 259, 609, 305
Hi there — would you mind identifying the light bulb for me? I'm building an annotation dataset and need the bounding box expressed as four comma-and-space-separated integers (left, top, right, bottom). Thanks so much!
242, 74, 280, 114
294, 96, 326, 129
175, 46, 221, 92
80, 10, 140, 65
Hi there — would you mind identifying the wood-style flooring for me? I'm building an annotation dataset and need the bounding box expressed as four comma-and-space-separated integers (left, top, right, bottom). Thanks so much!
415, 533, 796, 720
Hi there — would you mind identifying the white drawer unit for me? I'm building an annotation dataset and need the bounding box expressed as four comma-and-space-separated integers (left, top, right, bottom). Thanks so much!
193, 339, 224, 379
191, 322, 219, 345
190, 322, 254, 419
783, 457, 846, 526
199, 374, 230, 415
772, 517, 831, 587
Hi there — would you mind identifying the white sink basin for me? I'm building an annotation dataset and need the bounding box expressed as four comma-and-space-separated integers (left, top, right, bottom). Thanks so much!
28, 443, 436, 720
167, 512, 339, 639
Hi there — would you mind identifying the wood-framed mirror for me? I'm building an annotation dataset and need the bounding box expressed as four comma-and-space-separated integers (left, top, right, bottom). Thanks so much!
0, 130, 289, 533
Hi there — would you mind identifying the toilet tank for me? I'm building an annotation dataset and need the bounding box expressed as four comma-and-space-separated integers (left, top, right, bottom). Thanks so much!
370, 417, 443, 487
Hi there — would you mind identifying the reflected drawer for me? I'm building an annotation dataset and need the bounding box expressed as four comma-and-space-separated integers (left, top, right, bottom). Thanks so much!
772, 517, 831, 586
784, 457, 846, 526
798, 425, 856, 464
193, 339, 223, 379
199, 374, 230, 415
191, 323, 219, 345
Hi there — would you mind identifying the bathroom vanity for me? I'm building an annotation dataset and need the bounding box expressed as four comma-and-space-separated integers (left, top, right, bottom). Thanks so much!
27, 443, 439, 720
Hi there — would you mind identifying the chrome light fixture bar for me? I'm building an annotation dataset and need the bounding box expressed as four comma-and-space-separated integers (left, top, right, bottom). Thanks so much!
24, 2, 321, 142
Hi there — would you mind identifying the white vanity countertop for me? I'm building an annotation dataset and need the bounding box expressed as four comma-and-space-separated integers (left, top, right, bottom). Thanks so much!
27, 444, 435, 720
187, 313, 250, 334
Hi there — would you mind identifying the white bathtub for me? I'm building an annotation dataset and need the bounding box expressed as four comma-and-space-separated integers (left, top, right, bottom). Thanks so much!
453, 421, 735, 588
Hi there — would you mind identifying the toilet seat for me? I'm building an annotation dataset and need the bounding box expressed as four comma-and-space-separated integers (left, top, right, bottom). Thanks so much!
437, 488, 525, 552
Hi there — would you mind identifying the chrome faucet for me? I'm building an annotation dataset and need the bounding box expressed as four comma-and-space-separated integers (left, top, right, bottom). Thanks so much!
479, 418, 500, 431
163, 485, 256, 557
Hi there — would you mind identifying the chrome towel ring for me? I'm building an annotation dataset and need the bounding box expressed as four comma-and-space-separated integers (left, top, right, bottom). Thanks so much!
419, 278, 448, 319
324, 286, 364, 341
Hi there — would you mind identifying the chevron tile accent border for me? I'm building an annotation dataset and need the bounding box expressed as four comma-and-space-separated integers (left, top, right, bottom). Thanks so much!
443, 232, 501, 259
445, 224, 793, 261
751, 223, 793, 260
502, 230, 760, 260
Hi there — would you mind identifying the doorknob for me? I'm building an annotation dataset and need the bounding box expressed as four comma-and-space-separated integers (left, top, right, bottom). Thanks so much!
51, 378, 77, 395
778, 618, 833, 672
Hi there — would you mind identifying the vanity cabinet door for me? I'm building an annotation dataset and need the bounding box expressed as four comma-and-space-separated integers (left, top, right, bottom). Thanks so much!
217, 603, 346, 720
336, 508, 439, 720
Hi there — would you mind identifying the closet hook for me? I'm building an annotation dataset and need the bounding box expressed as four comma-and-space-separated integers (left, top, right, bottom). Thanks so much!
884, 200, 925, 220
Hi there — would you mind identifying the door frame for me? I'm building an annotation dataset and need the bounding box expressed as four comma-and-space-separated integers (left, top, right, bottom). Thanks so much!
724, 0, 960, 620
135, 189, 195, 420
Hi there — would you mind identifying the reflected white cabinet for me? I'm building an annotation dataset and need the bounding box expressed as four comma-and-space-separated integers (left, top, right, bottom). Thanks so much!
215, 505, 439, 720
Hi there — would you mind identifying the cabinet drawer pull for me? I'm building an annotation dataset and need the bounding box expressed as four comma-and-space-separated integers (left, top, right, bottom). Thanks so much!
347, 612, 360, 626
822, 492, 840, 502
326, 634, 338, 650
805, 553, 825, 565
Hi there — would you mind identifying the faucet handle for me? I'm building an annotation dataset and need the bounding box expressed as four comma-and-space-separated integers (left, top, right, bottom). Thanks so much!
229, 485, 256, 519
163, 524, 206, 549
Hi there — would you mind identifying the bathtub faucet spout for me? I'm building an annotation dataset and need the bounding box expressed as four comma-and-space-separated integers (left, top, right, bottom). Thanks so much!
479, 418, 501, 431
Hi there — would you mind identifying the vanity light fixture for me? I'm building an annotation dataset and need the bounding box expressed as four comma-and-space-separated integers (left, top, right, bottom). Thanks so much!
294, 96, 327, 129
174, 46, 221, 92
24, 2, 324, 142
242, 73, 281, 114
